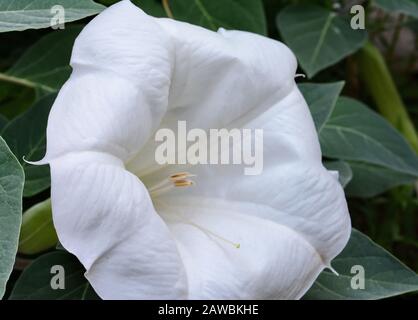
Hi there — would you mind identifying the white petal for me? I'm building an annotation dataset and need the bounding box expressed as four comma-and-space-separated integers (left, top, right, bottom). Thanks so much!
49, 152, 187, 299
158, 18, 298, 128
40, 0, 350, 300
156, 197, 324, 299
43, 0, 173, 163
126, 12, 302, 174
193, 86, 351, 265
146, 85, 351, 266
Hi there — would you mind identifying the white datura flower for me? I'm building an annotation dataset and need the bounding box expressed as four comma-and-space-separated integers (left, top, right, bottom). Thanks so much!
35, 0, 351, 299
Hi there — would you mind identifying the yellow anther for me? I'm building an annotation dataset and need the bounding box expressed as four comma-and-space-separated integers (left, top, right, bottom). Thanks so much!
170, 172, 195, 181
149, 172, 195, 197
174, 180, 194, 187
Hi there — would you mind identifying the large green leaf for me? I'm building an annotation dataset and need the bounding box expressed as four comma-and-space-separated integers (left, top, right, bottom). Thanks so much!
97, 0, 166, 17
299, 81, 344, 132
375, 0, 418, 19
134, 0, 166, 16
320, 97, 418, 178
169, 0, 267, 35
277, 5, 367, 77
2, 94, 56, 197
305, 91, 418, 197
9, 251, 99, 300
0, 137, 25, 299
304, 229, 418, 299
0, 0, 104, 33
0, 26, 82, 94
0, 84, 35, 119
345, 162, 417, 198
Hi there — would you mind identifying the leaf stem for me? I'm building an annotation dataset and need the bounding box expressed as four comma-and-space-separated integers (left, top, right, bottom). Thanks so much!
162, 0, 174, 19
357, 42, 418, 153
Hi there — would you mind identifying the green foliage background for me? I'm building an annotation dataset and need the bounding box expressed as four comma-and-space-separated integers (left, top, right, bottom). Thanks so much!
0, 0, 417, 300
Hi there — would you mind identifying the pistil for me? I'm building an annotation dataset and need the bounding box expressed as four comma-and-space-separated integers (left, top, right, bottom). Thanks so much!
150, 173, 241, 249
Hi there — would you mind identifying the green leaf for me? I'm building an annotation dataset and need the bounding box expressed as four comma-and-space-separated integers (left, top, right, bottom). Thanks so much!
0, 84, 35, 119
345, 162, 417, 198
320, 97, 418, 178
0, 26, 82, 94
277, 5, 367, 77
375, 0, 418, 19
9, 251, 100, 300
0, 0, 104, 33
299, 81, 344, 132
304, 229, 418, 299
95, 0, 120, 5
0, 137, 25, 299
2, 94, 56, 197
96, 0, 166, 17
301, 87, 416, 196
169, 0, 267, 35
323, 160, 353, 188
132, 0, 166, 17
0, 114, 7, 131
19, 199, 58, 255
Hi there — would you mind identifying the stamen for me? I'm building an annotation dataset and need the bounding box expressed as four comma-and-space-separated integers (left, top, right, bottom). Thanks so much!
295, 73, 306, 79
174, 180, 194, 187
149, 172, 195, 197
149, 184, 174, 197
148, 179, 171, 193
170, 172, 196, 181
